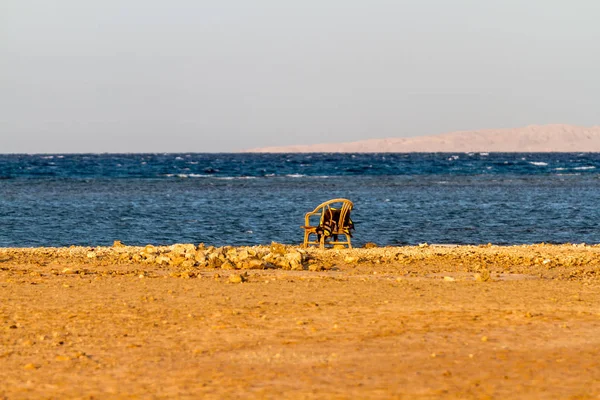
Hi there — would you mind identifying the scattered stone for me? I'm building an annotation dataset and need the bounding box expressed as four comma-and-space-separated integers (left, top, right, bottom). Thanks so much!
475, 269, 491, 282
228, 274, 246, 284
364, 242, 378, 249
443, 276, 455, 282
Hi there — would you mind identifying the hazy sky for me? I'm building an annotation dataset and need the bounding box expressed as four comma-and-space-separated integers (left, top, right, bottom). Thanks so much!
1, 0, 599, 153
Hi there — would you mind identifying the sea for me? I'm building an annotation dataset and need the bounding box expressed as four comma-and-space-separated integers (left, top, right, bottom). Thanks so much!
1, 153, 600, 248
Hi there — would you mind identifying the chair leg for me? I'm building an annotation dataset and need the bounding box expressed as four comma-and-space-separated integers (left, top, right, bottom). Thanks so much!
320, 235, 325, 250
303, 231, 309, 248
347, 234, 352, 249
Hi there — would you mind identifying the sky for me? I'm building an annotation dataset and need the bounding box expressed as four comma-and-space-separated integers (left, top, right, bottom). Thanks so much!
1, 0, 599, 153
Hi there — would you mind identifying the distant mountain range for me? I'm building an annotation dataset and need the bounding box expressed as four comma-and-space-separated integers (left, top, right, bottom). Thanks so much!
246, 124, 600, 152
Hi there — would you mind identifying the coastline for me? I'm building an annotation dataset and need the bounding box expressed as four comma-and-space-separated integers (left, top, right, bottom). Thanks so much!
2, 243, 600, 398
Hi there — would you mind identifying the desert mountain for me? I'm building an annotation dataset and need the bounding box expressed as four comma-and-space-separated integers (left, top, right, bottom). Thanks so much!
246, 124, 600, 153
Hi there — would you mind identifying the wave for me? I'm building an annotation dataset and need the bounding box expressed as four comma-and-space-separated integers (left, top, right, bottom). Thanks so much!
555, 166, 596, 171
529, 162, 548, 166
162, 173, 336, 180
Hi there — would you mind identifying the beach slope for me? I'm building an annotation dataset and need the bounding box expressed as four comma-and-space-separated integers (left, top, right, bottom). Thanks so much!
2, 243, 600, 398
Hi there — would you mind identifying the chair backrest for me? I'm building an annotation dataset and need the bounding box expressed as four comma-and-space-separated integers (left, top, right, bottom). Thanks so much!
316, 198, 354, 230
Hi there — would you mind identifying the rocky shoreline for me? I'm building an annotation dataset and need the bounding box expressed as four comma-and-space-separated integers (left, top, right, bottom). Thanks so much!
2, 242, 599, 281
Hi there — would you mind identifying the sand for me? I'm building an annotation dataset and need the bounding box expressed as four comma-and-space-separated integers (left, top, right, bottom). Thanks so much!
2, 243, 600, 399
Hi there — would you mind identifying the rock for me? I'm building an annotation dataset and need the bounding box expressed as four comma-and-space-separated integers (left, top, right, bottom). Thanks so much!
475, 269, 491, 282
240, 259, 265, 270
262, 253, 288, 269
285, 251, 303, 265
226, 248, 239, 262
181, 259, 196, 268
237, 249, 250, 261
208, 256, 223, 268
155, 255, 171, 265
171, 243, 196, 253
289, 260, 304, 271
144, 245, 158, 254
179, 271, 196, 279
195, 252, 207, 266
220, 261, 236, 270
364, 242, 378, 249
229, 274, 246, 284
113, 240, 125, 247
169, 256, 186, 267
344, 256, 358, 264
247, 248, 258, 257
443, 276, 455, 282
270, 242, 287, 255
142, 255, 156, 263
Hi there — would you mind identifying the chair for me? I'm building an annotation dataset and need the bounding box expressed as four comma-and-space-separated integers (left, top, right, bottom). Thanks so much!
301, 198, 354, 249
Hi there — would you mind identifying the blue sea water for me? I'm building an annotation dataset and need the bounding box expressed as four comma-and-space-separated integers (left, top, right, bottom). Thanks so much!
1, 153, 600, 247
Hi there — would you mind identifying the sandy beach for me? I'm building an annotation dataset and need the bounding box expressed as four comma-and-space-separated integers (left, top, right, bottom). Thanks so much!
2, 243, 600, 399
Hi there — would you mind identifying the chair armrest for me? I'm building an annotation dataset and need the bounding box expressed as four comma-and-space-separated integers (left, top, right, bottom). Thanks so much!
304, 210, 319, 226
